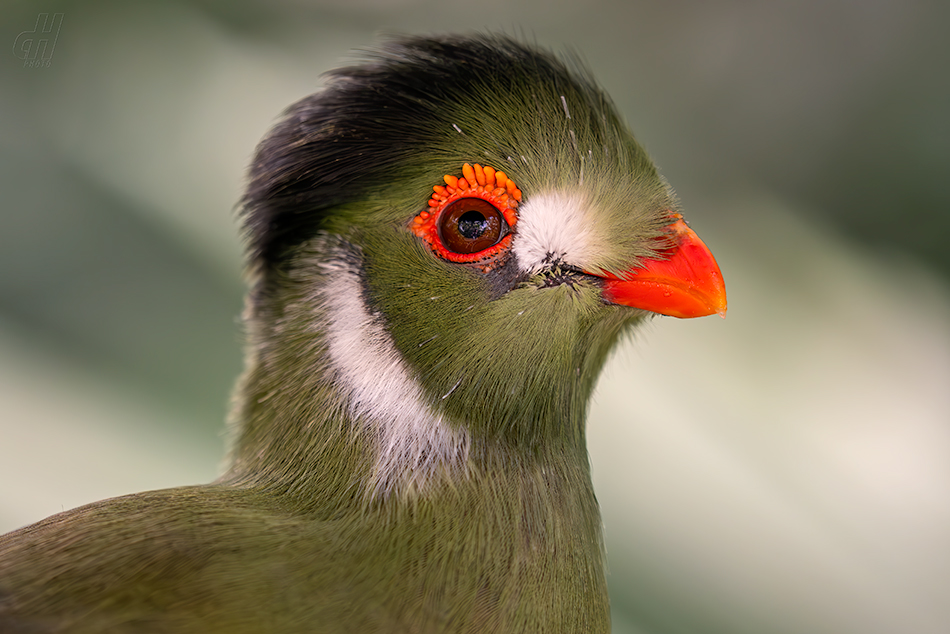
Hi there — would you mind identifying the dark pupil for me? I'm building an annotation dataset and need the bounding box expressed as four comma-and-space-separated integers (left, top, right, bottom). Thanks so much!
457, 211, 488, 239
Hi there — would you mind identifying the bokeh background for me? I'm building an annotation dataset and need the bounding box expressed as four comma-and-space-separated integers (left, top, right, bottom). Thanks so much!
2, 1, 948, 632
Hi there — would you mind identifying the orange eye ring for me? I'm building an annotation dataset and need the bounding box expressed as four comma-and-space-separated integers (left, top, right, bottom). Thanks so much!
411, 163, 521, 265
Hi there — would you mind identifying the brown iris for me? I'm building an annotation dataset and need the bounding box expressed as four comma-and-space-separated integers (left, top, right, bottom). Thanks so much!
436, 198, 507, 254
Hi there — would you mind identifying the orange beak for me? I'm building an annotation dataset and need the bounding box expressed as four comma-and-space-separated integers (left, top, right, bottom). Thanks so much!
595, 214, 727, 318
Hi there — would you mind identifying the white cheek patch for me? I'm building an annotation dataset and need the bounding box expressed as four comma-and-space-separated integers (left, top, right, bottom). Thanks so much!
512, 191, 605, 273
317, 251, 470, 498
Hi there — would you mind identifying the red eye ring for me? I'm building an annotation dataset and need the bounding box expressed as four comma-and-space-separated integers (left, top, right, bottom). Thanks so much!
411, 163, 521, 266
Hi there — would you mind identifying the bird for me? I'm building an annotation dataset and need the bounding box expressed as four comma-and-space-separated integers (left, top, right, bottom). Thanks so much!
0, 33, 725, 633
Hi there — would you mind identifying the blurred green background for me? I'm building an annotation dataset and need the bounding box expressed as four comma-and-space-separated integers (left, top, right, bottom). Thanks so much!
2, 1, 948, 633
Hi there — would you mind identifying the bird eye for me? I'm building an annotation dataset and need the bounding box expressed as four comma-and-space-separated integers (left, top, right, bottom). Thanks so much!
438, 198, 507, 254
410, 163, 522, 265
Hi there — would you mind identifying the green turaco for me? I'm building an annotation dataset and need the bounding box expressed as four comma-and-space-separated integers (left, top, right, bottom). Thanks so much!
0, 34, 725, 633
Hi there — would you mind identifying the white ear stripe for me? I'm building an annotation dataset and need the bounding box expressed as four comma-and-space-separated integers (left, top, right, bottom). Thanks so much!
317, 250, 469, 497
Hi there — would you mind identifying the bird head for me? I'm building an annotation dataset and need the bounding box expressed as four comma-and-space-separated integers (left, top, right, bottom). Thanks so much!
235, 34, 725, 494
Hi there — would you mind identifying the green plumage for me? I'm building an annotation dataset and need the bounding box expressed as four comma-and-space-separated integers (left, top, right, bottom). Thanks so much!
0, 34, 684, 633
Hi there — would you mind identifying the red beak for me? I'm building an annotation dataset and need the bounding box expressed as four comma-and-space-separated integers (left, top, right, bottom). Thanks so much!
595, 214, 727, 318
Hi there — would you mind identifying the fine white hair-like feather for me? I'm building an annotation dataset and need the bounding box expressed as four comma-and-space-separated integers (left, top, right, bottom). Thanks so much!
512, 190, 607, 273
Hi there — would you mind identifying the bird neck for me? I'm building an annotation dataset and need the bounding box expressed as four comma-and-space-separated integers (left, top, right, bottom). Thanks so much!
221, 327, 597, 512
225, 356, 609, 626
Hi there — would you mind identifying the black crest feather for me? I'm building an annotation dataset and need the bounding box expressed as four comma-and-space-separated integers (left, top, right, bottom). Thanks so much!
241, 34, 608, 274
